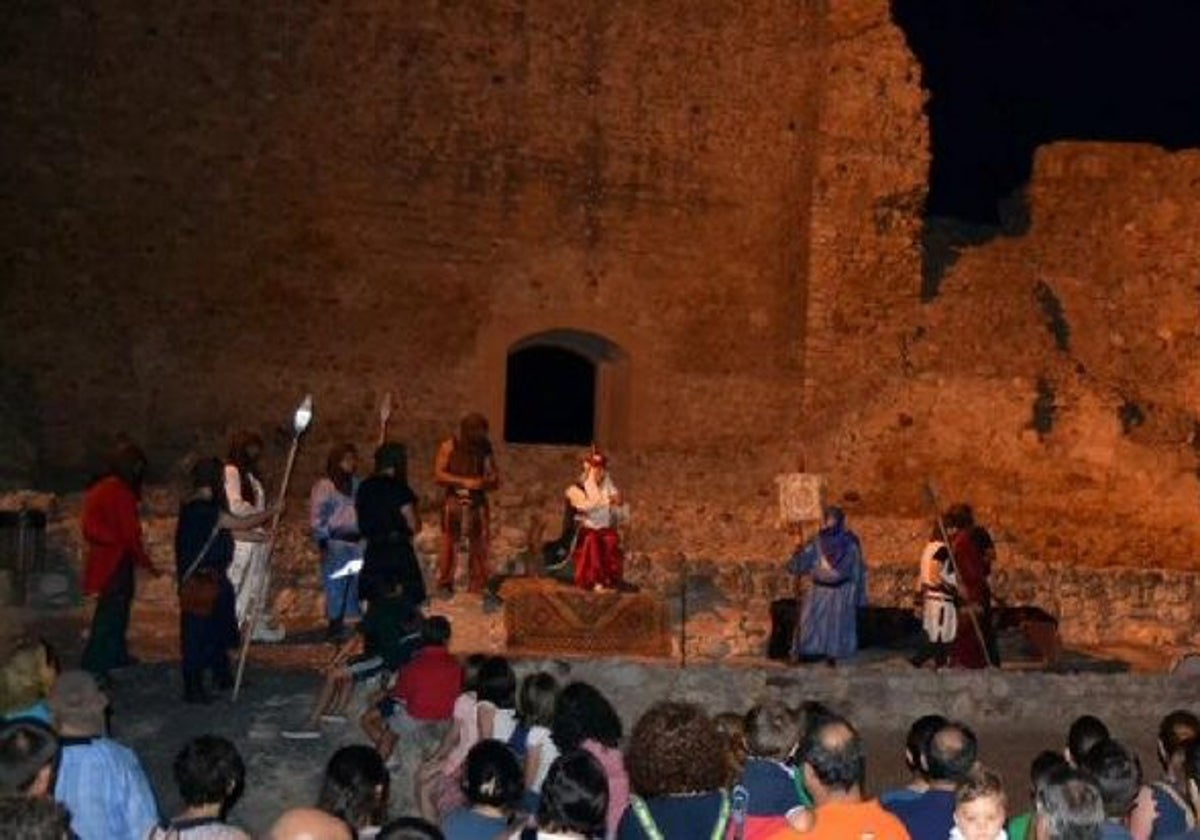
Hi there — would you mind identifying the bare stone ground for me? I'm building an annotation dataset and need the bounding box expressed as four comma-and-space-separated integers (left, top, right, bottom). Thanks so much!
5, 605, 1191, 837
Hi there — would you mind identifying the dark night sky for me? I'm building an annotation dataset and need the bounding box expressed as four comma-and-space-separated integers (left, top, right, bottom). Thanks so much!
892, 0, 1200, 222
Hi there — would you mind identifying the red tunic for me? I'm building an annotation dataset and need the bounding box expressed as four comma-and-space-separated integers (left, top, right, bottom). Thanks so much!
81, 476, 152, 595
949, 529, 990, 668
390, 645, 463, 720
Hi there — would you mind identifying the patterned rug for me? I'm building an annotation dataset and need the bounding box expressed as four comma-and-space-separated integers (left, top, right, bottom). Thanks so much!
501, 577, 672, 659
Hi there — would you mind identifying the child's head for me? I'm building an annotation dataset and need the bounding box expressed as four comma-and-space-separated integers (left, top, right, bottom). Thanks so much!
462, 654, 488, 694
519, 672, 560, 729
0, 639, 59, 715
477, 656, 516, 709
461, 740, 522, 811
420, 616, 452, 647
744, 701, 801, 762
954, 766, 1007, 840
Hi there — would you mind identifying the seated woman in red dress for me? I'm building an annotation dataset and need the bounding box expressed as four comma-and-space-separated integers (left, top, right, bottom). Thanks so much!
566, 452, 631, 593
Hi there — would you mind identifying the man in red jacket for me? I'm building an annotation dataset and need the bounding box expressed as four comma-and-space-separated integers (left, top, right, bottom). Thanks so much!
81, 442, 160, 681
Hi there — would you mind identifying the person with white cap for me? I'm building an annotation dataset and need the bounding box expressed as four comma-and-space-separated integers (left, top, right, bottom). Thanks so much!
566, 451, 632, 593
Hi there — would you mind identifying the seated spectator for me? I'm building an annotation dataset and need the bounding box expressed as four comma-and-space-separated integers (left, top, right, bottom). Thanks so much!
148, 735, 249, 839
1167, 739, 1200, 840
475, 657, 519, 743
886, 719, 978, 840
551, 682, 628, 840
441, 740, 523, 840
507, 750, 609, 840
1150, 710, 1200, 839
0, 795, 73, 840
736, 700, 808, 839
0, 638, 59, 724
379, 817, 446, 840
764, 714, 908, 840
880, 714, 948, 806
1079, 738, 1152, 840
1007, 751, 1069, 840
952, 766, 1007, 840
1066, 715, 1111, 767
1035, 766, 1105, 840
0, 719, 59, 797
618, 701, 731, 840
50, 670, 159, 840
283, 576, 423, 739
514, 671, 561, 811
363, 617, 463, 762
317, 745, 390, 839
713, 711, 748, 787
416, 655, 488, 822
267, 807, 353, 840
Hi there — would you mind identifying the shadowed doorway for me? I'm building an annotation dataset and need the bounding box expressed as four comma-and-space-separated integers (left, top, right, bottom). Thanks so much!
503, 329, 628, 447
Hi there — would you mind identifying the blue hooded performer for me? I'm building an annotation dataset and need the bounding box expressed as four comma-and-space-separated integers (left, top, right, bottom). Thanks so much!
785, 506, 868, 663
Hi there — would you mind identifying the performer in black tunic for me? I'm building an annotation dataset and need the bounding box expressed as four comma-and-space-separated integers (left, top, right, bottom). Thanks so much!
355, 442, 426, 606
175, 457, 275, 704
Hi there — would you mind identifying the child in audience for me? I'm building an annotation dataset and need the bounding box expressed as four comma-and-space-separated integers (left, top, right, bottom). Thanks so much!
514, 672, 561, 812
952, 767, 1008, 840
738, 701, 810, 840
416, 655, 488, 822
441, 740, 523, 840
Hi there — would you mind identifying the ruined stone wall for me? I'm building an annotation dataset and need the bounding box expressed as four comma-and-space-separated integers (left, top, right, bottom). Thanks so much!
0, 0, 823, 489
816, 142, 1200, 571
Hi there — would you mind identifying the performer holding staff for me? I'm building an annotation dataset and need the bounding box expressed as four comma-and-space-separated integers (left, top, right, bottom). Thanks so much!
909, 523, 957, 670
224, 431, 284, 643
434, 413, 499, 597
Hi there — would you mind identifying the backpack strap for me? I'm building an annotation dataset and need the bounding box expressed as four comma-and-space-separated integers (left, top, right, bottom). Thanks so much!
630, 795, 665, 840
710, 789, 731, 840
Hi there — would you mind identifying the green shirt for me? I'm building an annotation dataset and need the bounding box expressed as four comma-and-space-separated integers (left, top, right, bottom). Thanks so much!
1007, 811, 1033, 840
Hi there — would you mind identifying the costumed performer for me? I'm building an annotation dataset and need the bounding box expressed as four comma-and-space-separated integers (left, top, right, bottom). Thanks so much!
310, 443, 364, 640
434, 413, 499, 597
224, 431, 284, 642
908, 523, 957, 670
785, 506, 867, 664
565, 451, 632, 592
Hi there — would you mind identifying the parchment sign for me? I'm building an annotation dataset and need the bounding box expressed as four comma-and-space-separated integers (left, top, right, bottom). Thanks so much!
775, 473, 826, 525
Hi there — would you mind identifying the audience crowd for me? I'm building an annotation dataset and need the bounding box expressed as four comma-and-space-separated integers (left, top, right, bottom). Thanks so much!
2, 621, 1199, 840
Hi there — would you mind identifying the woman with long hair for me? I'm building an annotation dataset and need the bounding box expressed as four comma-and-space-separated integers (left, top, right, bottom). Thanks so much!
311, 443, 364, 640
224, 430, 283, 642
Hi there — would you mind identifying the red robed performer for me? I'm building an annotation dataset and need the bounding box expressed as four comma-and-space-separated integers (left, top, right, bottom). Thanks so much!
566, 452, 632, 592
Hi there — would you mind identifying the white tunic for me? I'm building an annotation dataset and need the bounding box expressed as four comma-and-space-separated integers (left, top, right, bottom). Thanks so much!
919, 540, 957, 643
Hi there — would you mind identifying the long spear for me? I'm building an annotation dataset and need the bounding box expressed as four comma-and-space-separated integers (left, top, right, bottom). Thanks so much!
922, 480, 994, 668
232, 394, 314, 701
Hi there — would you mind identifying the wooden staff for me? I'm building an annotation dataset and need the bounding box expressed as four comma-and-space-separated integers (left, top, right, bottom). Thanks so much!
232, 395, 314, 701
377, 391, 392, 446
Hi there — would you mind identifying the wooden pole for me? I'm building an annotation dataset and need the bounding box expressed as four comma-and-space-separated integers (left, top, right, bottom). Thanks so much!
232, 410, 308, 701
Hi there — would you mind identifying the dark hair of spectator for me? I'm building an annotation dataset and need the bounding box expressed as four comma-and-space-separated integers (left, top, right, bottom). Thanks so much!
551, 682, 623, 751
1079, 738, 1141, 820
537, 750, 609, 838
0, 720, 59, 795
626, 701, 727, 798
1035, 765, 1105, 839
1066, 715, 1110, 765
956, 765, 1006, 808
1030, 750, 1070, 793
801, 715, 865, 792
461, 740, 523, 810
0, 795, 73, 840
173, 735, 245, 810
925, 721, 979, 783
421, 616, 452, 647
1183, 739, 1200, 786
905, 714, 949, 775
476, 657, 516, 708
744, 701, 801, 761
317, 745, 390, 829
519, 672, 560, 729
1158, 709, 1200, 761
377, 817, 445, 840
713, 711, 748, 786
462, 654, 488, 694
